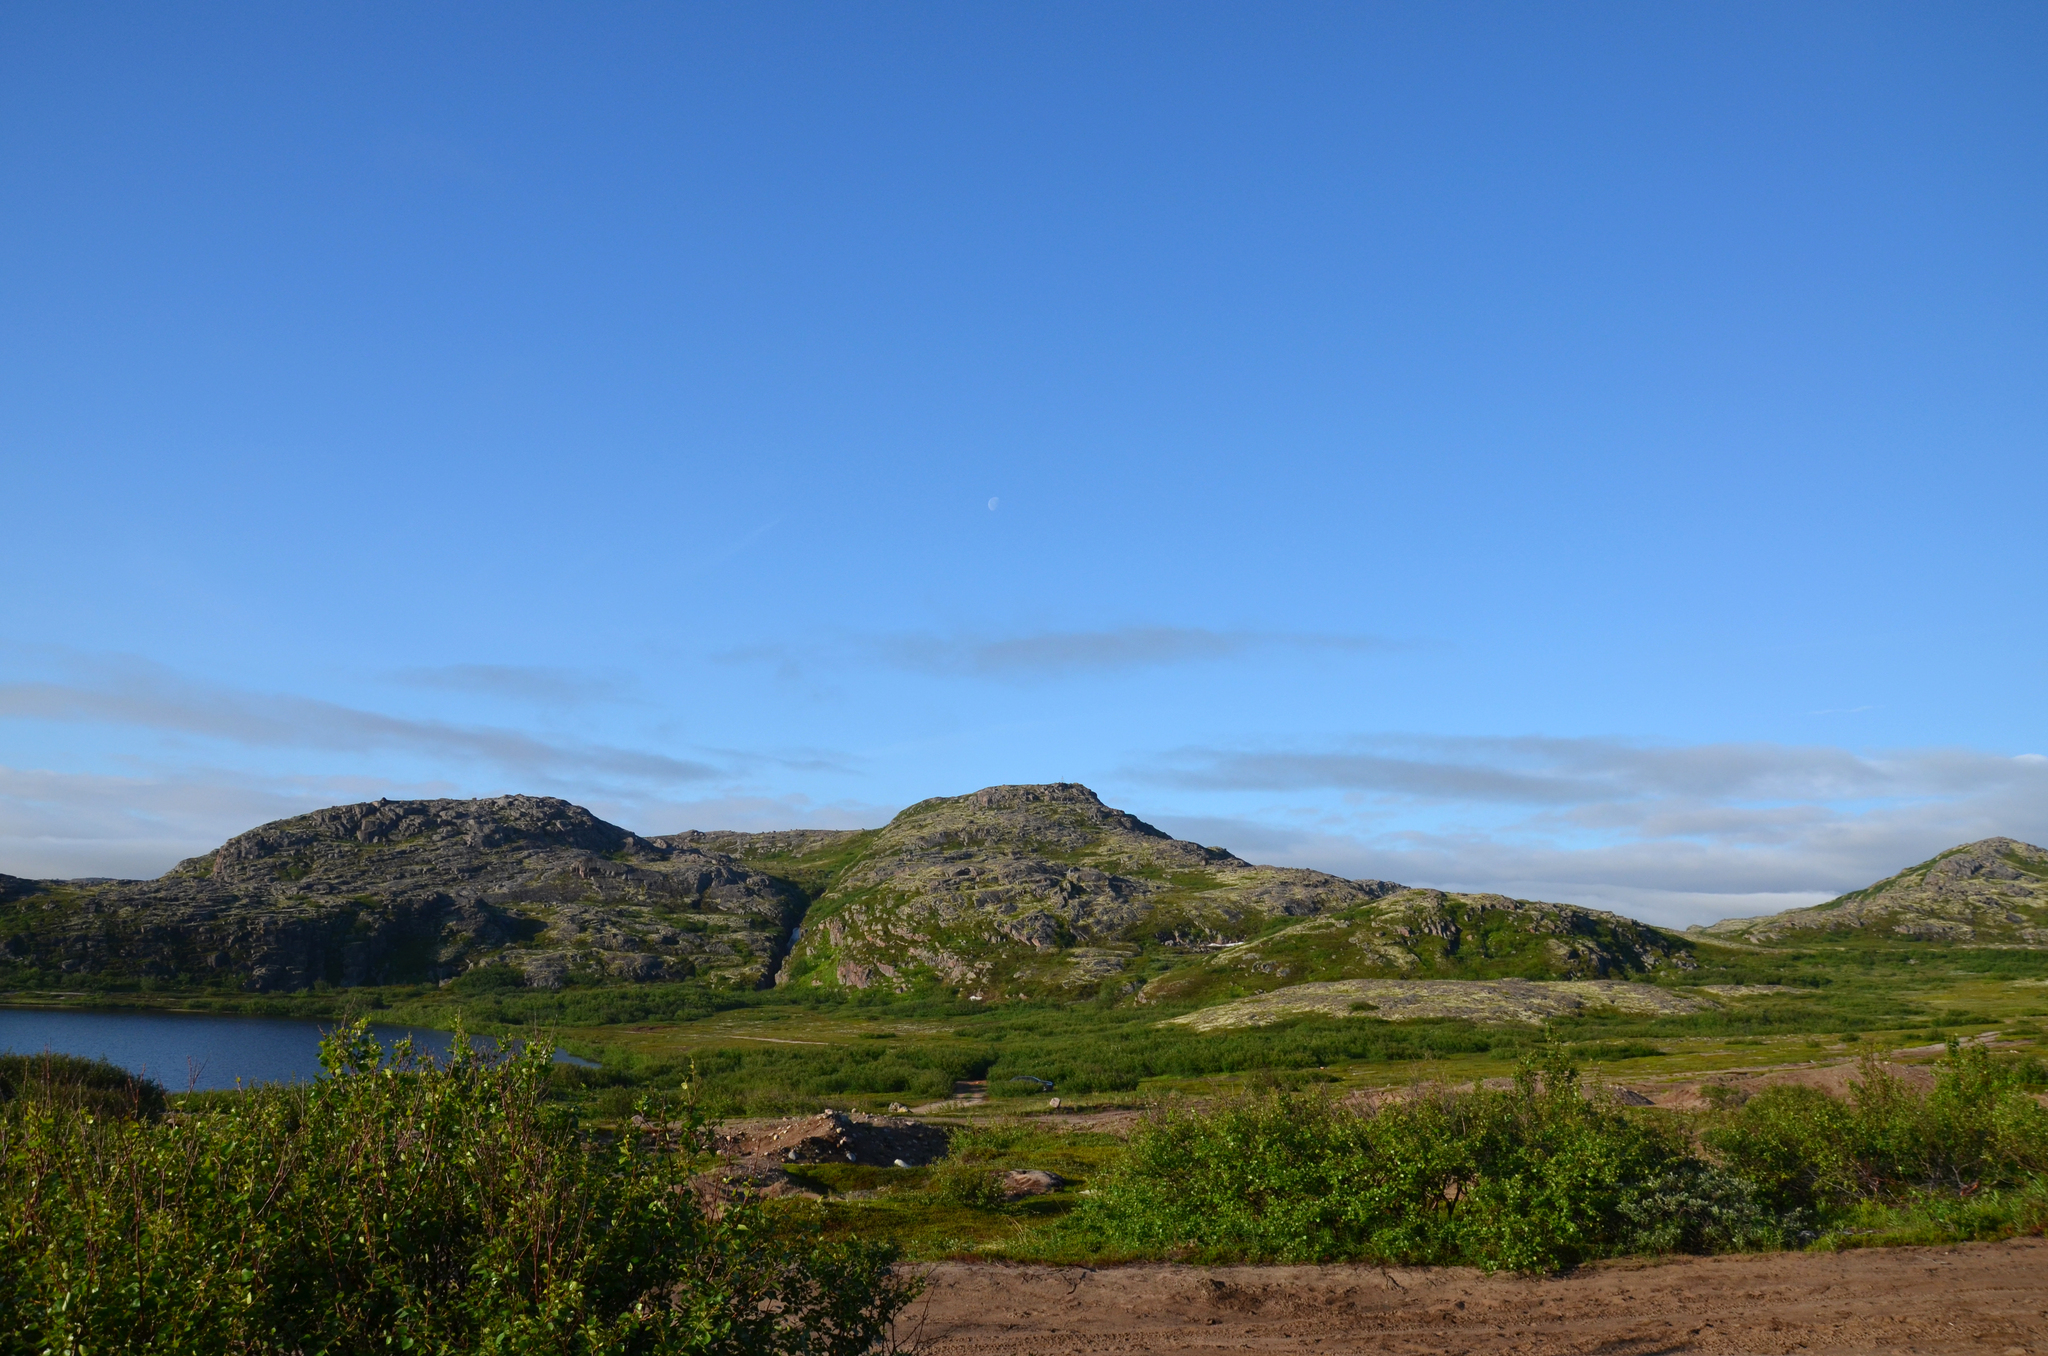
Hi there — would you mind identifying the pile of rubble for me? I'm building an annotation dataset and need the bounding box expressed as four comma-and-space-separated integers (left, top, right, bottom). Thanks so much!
713, 1109, 952, 1167
694, 1109, 952, 1209
692, 1109, 1071, 1210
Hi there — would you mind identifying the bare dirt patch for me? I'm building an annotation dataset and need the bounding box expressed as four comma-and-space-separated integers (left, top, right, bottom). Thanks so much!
898, 1238, 2048, 1354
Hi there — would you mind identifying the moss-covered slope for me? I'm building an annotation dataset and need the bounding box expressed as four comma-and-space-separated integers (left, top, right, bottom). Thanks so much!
775, 783, 1394, 996
1138, 887, 1695, 1007
1689, 838, 2048, 947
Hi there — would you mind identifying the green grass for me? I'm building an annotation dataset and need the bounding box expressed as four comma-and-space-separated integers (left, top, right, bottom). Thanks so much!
9, 939, 2046, 1117
805, 1042, 2048, 1272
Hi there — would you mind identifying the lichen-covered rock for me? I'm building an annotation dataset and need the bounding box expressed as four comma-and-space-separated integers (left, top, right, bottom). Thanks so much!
1001, 1169, 1065, 1198
0, 796, 805, 991
1690, 838, 2048, 947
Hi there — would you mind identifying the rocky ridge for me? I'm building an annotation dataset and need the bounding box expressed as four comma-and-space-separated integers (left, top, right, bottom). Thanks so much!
1690, 838, 2048, 947
10, 786, 2031, 1000
0, 796, 804, 991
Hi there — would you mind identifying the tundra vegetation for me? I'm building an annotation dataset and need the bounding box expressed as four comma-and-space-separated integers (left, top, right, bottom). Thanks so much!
2, 788, 2047, 1340
0, 1028, 913, 1356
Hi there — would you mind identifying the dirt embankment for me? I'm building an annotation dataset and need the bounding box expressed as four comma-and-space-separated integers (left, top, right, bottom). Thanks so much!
898, 1238, 2048, 1355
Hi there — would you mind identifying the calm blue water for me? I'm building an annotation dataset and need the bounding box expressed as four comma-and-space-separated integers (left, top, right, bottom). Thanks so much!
0, 1007, 592, 1091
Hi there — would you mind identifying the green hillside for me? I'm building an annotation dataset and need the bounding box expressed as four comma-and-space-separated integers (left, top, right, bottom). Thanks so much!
6, 787, 2040, 1006
1690, 838, 2048, 947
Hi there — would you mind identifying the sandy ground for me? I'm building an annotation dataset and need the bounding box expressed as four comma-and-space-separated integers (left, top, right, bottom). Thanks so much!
897, 1238, 2048, 1355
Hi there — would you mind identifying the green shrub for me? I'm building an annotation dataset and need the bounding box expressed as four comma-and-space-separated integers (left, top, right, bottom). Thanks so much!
1077, 1053, 1762, 1272
0, 1022, 915, 1354
944, 1124, 1031, 1162
923, 1162, 1007, 1210
0, 1052, 166, 1120
1705, 1044, 2048, 1215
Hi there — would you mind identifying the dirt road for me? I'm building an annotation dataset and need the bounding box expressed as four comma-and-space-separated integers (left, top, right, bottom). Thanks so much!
900, 1238, 2047, 1354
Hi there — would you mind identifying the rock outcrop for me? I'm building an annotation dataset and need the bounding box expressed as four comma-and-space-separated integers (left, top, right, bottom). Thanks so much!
0, 796, 804, 991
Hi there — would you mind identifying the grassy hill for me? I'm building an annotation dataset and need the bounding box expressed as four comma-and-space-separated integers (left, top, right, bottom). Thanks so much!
4, 789, 2040, 1006
774, 783, 1409, 998
1690, 838, 2048, 947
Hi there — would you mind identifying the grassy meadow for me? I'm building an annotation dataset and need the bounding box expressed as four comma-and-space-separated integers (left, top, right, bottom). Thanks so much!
2, 934, 2046, 1338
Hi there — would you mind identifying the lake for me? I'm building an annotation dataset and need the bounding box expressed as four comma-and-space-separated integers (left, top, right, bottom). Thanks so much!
0, 1006, 592, 1091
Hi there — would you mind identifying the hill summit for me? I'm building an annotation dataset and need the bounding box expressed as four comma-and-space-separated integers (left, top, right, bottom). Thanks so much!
1690, 837, 2048, 946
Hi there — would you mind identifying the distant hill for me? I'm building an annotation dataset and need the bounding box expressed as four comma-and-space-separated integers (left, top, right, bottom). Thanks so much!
8, 785, 2031, 998
1689, 838, 2048, 947
0, 796, 805, 991
1137, 887, 1694, 1007
768, 783, 1692, 999
773, 783, 1407, 997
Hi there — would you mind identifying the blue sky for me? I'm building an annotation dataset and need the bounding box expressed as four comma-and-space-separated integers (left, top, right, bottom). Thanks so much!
3, 3, 2043, 924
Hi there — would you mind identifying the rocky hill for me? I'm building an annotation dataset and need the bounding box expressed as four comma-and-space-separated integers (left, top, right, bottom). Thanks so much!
1689, 838, 2048, 946
0, 796, 806, 991
775, 783, 1403, 996
768, 783, 1690, 998
28, 781, 1965, 1000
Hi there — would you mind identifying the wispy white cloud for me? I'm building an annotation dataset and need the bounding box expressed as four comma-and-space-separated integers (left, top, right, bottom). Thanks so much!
388, 663, 626, 705
1140, 736, 2035, 806
725, 626, 1409, 681
0, 765, 452, 879
0, 766, 898, 882
0, 653, 886, 877
1136, 736, 2048, 927
0, 658, 718, 785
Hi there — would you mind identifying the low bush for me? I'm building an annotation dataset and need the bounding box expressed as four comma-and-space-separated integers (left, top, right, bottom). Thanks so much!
1078, 1052, 1769, 1272
0, 1052, 167, 1120
0, 1022, 916, 1355
1075, 1043, 2048, 1272
1705, 1041, 2048, 1215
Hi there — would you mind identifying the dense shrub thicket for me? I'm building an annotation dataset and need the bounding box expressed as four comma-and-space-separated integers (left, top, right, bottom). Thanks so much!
1079, 1045, 2048, 1272
0, 1051, 167, 1119
0, 1025, 916, 1355
1706, 1045, 2048, 1215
